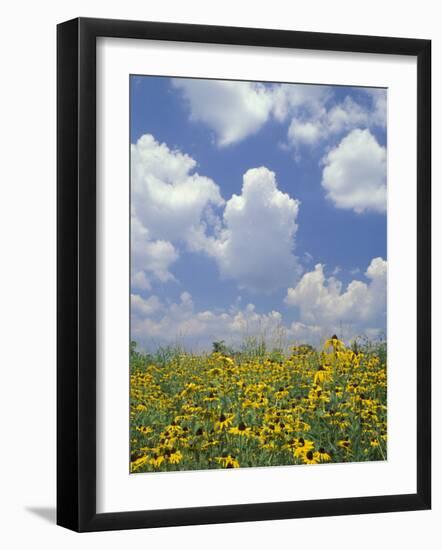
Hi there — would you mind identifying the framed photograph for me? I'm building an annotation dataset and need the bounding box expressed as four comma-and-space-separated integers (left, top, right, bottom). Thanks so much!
57, 17, 431, 532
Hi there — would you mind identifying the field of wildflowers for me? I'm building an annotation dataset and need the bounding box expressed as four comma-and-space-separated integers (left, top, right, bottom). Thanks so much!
130, 336, 387, 472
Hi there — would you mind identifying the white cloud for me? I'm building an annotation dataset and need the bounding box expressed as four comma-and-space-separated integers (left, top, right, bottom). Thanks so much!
285, 257, 387, 337
270, 84, 329, 123
190, 166, 301, 292
131, 258, 387, 351
172, 79, 273, 147
365, 88, 387, 127
131, 215, 179, 291
327, 96, 374, 134
288, 119, 322, 146
131, 134, 225, 289
131, 293, 163, 317
286, 90, 387, 150
132, 136, 302, 293
321, 129, 387, 213
173, 80, 331, 147
131, 291, 311, 352
289, 321, 325, 343
171, 78, 387, 160
131, 134, 224, 243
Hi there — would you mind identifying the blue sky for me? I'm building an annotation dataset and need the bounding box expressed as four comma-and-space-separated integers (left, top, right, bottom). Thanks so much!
130, 75, 387, 351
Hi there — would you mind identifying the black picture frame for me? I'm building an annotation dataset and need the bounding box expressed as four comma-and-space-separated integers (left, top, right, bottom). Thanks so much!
57, 17, 431, 532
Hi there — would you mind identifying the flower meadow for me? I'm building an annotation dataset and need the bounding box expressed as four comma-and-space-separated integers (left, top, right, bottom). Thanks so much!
130, 336, 387, 473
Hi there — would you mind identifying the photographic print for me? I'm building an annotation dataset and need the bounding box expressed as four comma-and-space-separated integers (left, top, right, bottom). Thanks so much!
129, 76, 387, 474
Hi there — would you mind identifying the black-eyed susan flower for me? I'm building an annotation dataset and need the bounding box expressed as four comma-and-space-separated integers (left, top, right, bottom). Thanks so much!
215, 454, 240, 468
314, 366, 330, 385
215, 413, 234, 431
130, 333, 386, 472
324, 335, 346, 353
203, 392, 219, 402
229, 422, 252, 437
338, 438, 351, 451
292, 437, 315, 458
130, 453, 149, 472
149, 454, 165, 468
315, 448, 332, 462
274, 386, 289, 399
303, 450, 319, 464
136, 425, 153, 435
168, 449, 183, 464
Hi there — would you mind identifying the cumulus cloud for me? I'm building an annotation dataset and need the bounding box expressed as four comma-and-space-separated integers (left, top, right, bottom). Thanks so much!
131, 291, 311, 352
131, 293, 163, 317
172, 79, 273, 147
173, 79, 332, 147
131, 134, 224, 242
288, 120, 322, 146
321, 129, 386, 213
190, 166, 301, 292
327, 96, 376, 134
365, 88, 387, 127
131, 135, 302, 293
270, 84, 330, 123
286, 90, 387, 150
288, 321, 325, 343
131, 134, 225, 289
131, 258, 387, 351
171, 77, 387, 161
285, 257, 387, 338
131, 213, 179, 291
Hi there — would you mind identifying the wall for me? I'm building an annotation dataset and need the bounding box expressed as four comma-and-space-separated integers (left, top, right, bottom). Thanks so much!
0, 1, 439, 548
